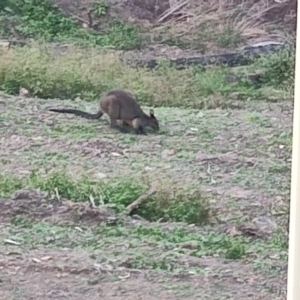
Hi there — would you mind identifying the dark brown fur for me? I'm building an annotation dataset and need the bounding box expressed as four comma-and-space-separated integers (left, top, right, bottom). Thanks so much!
49, 89, 159, 135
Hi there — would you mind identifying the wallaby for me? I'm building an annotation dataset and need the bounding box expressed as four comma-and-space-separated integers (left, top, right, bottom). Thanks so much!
49, 89, 159, 135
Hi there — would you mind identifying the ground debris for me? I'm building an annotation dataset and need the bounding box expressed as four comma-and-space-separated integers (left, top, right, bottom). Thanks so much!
0, 189, 119, 227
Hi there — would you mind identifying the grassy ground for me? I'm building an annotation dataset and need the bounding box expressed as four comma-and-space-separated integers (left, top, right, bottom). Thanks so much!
0, 54, 291, 299
0, 44, 294, 104
0, 1, 294, 298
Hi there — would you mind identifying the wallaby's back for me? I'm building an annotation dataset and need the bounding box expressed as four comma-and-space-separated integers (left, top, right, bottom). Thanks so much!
100, 89, 146, 120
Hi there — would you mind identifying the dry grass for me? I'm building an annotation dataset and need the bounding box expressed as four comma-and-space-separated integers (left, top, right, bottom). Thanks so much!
148, 0, 296, 50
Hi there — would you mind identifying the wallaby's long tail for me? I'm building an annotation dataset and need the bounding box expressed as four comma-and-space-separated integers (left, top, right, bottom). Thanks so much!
49, 108, 103, 119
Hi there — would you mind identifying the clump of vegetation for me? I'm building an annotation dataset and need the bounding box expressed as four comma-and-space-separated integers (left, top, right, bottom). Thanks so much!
254, 47, 295, 91
0, 171, 211, 224
0, 0, 145, 50
137, 187, 211, 225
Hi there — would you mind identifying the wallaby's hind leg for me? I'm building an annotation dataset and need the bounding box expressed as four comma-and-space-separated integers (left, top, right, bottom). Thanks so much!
106, 101, 129, 133
110, 118, 130, 133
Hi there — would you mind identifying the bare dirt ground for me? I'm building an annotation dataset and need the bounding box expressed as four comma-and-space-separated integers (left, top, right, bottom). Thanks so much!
0, 93, 291, 299
0, 191, 287, 300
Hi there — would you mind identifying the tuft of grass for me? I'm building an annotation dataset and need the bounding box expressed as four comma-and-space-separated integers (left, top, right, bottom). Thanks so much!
0, 44, 290, 108
137, 187, 211, 225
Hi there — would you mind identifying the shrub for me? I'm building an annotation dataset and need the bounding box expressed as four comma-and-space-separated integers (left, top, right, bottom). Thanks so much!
254, 47, 295, 91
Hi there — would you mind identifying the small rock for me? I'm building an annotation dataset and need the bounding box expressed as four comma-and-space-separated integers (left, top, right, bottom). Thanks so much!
95, 172, 107, 179
229, 92, 241, 100
111, 152, 121, 157
19, 88, 30, 97
252, 216, 277, 232
0, 40, 10, 49
41, 256, 52, 261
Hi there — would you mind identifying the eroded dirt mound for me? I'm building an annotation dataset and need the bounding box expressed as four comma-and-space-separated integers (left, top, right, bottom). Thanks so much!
0, 189, 117, 226
51, 0, 170, 25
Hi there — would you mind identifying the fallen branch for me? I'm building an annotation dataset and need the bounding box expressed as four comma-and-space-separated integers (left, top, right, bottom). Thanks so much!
126, 186, 157, 214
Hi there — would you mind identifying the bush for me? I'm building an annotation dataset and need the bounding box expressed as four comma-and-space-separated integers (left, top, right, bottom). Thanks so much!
137, 188, 211, 225
254, 47, 295, 91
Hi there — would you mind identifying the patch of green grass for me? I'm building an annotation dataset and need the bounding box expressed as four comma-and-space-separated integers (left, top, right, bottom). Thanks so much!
245, 112, 271, 126
0, 44, 289, 109
0, 175, 23, 197
28, 171, 144, 211
1, 219, 287, 273
51, 123, 100, 139
0, 0, 145, 50
0, 171, 211, 224
43, 151, 70, 160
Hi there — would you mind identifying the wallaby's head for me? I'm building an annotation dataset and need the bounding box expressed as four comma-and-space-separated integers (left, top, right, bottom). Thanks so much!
147, 109, 159, 131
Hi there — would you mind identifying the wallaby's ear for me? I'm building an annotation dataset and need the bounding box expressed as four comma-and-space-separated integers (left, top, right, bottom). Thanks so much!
150, 109, 155, 118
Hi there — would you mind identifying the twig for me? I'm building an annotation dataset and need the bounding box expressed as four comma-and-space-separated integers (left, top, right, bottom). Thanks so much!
126, 186, 157, 214
68, 12, 89, 27
156, 0, 189, 23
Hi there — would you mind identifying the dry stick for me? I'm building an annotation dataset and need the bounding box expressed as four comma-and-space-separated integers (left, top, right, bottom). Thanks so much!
156, 0, 189, 23
126, 187, 157, 214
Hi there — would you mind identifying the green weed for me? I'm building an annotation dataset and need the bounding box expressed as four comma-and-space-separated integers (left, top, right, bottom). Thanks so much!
93, 1, 109, 16
138, 189, 211, 225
